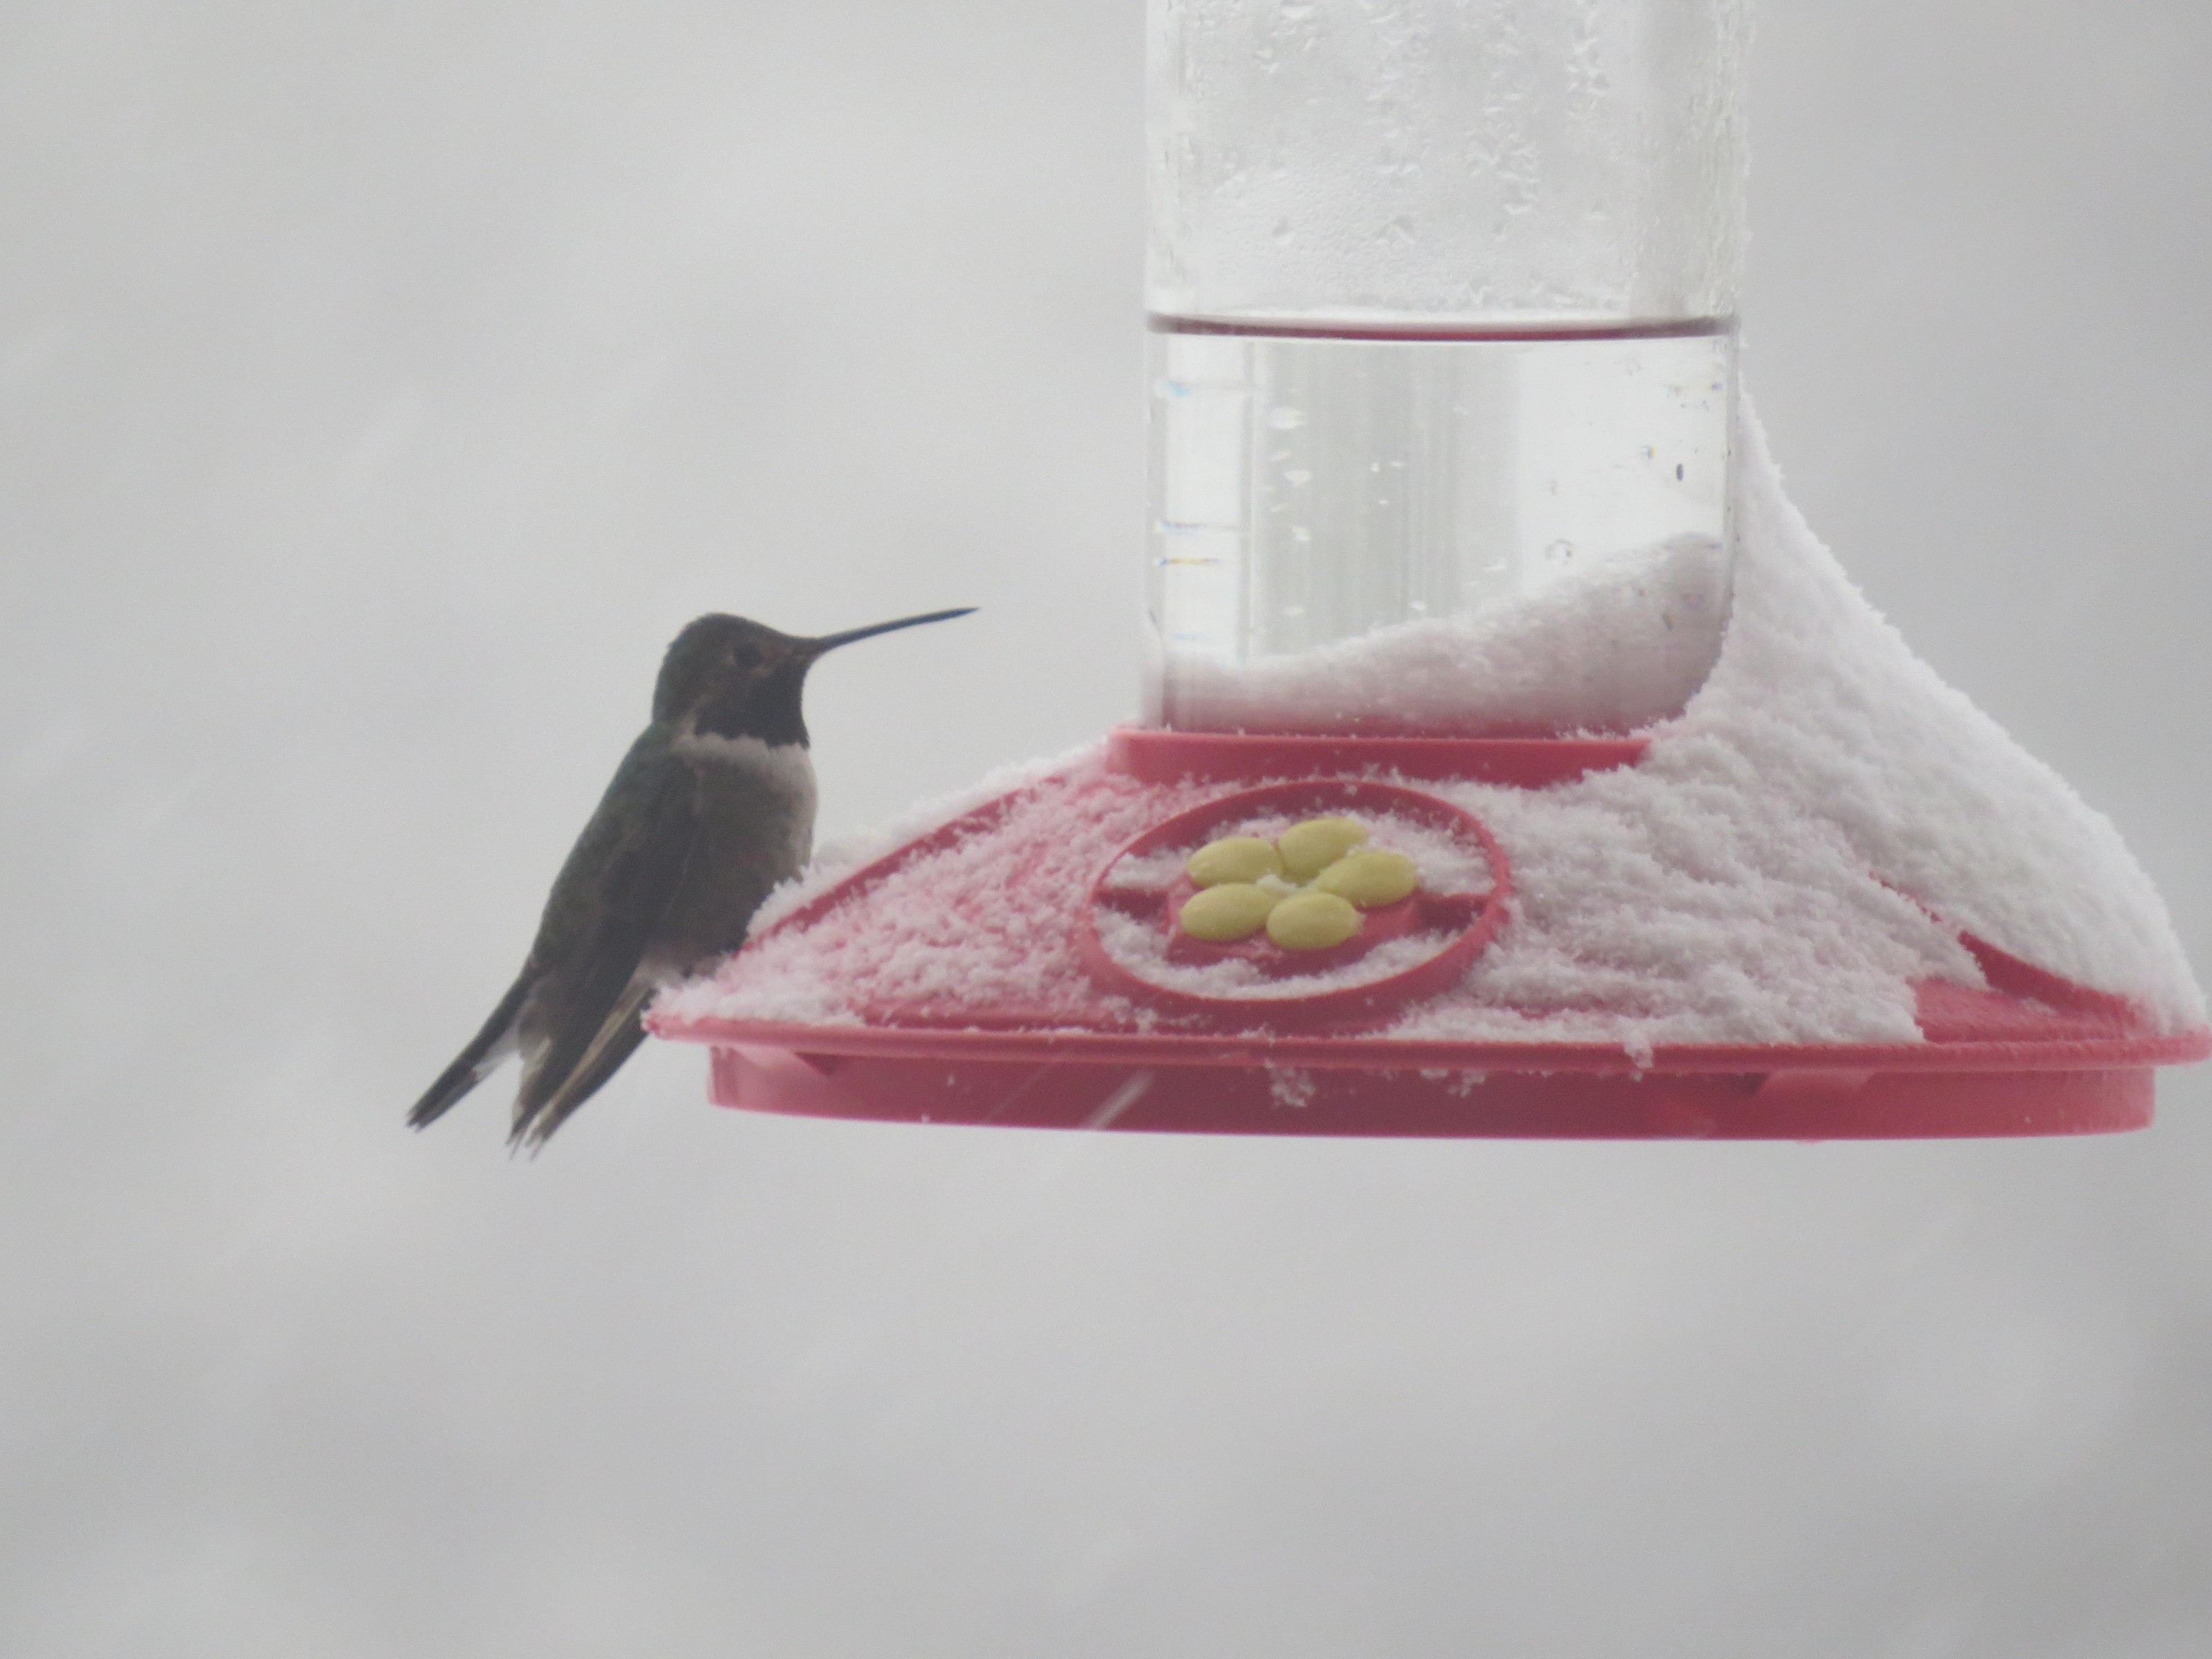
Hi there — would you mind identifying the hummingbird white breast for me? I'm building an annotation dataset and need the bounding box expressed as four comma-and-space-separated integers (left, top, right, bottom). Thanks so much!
672, 728, 820, 877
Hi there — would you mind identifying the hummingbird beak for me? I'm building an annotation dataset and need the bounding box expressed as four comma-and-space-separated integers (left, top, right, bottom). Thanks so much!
800, 607, 977, 659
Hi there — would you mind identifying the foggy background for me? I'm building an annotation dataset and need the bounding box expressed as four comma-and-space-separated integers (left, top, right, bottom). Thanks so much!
4, 3, 2209, 1655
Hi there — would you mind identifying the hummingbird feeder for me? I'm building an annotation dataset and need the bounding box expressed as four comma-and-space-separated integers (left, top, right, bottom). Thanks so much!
653, 0, 2207, 1138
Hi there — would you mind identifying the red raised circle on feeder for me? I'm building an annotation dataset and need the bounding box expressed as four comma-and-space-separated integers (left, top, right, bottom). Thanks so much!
1077, 778, 1512, 1029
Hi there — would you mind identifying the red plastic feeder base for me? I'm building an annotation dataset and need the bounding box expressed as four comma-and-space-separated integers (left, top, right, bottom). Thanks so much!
655, 729, 2209, 1141
707, 1044, 2159, 1140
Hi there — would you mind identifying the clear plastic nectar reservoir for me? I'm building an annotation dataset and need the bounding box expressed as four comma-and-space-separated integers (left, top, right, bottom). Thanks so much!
1144, 0, 1748, 735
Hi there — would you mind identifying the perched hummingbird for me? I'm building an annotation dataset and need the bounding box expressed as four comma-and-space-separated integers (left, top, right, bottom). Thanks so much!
409, 606, 975, 1150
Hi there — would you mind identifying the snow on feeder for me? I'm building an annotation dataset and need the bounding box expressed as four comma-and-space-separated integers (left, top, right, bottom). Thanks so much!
652, 0, 2208, 1137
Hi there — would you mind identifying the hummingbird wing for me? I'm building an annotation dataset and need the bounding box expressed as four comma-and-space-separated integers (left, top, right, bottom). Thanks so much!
406, 971, 531, 1130
511, 978, 655, 1151
507, 728, 704, 1147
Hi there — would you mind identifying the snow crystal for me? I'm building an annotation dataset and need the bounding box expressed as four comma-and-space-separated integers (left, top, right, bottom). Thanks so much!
662, 395, 2203, 1049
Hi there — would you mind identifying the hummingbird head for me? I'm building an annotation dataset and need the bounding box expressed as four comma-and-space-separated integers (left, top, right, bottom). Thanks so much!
654, 608, 975, 747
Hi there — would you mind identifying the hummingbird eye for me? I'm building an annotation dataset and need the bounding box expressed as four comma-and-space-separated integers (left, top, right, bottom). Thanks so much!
729, 642, 765, 672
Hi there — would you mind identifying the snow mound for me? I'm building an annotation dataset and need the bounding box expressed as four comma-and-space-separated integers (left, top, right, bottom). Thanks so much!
1163, 532, 1730, 736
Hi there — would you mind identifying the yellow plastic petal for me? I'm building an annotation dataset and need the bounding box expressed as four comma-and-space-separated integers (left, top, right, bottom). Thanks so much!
1179, 882, 1282, 941
1186, 836, 1284, 888
1313, 848, 1420, 908
1265, 890, 1362, 951
1277, 816, 1369, 881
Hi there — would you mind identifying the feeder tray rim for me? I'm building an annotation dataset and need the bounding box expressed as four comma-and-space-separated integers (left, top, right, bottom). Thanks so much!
652, 1015, 2210, 1076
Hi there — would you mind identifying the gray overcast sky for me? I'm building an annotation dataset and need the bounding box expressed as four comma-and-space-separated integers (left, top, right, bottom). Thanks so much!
3, 3, 2211, 1656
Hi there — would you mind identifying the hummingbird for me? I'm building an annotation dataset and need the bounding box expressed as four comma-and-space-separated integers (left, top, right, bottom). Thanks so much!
408, 606, 975, 1150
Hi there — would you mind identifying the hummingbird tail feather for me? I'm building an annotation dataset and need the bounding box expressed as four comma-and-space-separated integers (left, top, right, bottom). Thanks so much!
408, 973, 530, 1130
510, 980, 655, 1151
